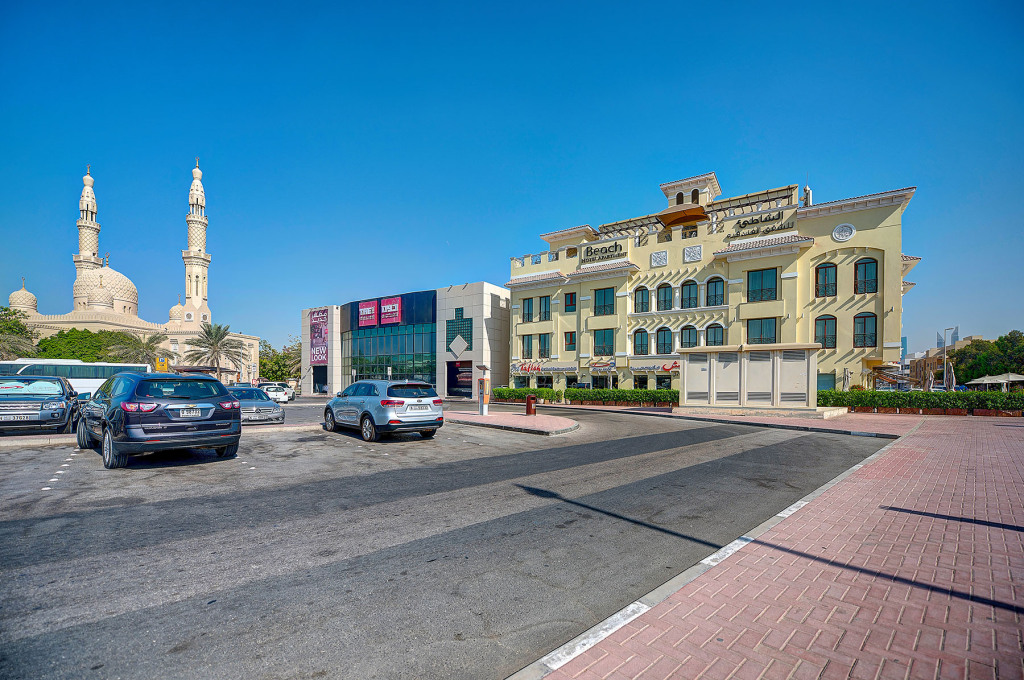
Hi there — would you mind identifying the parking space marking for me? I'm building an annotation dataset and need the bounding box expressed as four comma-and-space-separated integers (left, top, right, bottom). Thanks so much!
40, 487, 51, 491
48, 478, 58, 482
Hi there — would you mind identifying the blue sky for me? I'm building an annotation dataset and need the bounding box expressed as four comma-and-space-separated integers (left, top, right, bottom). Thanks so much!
2, 1, 1022, 352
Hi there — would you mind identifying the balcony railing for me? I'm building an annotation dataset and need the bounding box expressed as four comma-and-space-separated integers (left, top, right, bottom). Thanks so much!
657, 300, 673, 311
682, 296, 698, 309
815, 334, 837, 349
635, 302, 649, 313
815, 283, 837, 297
656, 343, 673, 355
748, 336, 776, 345
748, 288, 777, 302
522, 313, 533, 322
634, 344, 648, 355
594, 304, 615, 316
538, 312, 550, 321
594, 344, 615, 356
854, 333, 877, 348
706, 294, 724, 306
539, 348, 550, 358
855, 279, 878, 294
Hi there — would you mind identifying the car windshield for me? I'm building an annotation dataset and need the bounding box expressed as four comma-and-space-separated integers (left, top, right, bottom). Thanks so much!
136, 379, 229, 399
387, 383, 438, 398
230, 389, 270, 401
265, 386, 283, 391
0, 378, 63, 396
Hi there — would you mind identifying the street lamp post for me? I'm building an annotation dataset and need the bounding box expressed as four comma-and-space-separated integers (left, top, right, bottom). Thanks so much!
942, 326, 955, 391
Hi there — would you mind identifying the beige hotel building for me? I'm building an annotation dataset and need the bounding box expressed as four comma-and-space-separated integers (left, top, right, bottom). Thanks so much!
506, 172, 920, 391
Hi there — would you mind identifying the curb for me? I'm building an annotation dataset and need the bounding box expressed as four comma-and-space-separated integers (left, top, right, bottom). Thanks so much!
495, 402, 902, 439
446, 417, 579, 436
506, 420, 922, 680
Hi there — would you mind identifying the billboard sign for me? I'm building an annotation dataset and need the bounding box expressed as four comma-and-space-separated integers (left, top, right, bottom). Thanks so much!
380, 296, 402, 325
358, 300, 378, 327
309, 308, 329, 365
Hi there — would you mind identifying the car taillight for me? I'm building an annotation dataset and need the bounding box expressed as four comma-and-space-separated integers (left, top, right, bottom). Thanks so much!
432, 399, 443, 405
121, 402, 158, 412
380, 400, 404, 407
219, 400, 240, 410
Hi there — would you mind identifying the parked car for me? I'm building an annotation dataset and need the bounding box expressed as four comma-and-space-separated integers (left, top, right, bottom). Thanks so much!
257, 382, 295, 401
324, 380, 443, 441
260, 384, 290, 403
229, 387, 285, 425
0, 376, 84, 434
77, 372, 241, 469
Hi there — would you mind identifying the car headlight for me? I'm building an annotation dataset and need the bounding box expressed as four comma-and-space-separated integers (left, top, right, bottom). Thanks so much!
273, 405, 283, 412
42, 400, 67, 410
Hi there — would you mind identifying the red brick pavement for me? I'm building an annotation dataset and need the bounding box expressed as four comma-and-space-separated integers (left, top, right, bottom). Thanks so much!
545, 417, 1024, 679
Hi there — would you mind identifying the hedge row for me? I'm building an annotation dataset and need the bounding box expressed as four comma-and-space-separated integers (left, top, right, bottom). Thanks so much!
492, 388, 563, 402
817, 390, 1024, 410
491, 387, 680, 404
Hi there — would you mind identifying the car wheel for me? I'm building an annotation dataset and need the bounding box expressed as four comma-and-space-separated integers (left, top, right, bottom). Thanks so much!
360, 416, 379, 442
216, 443, 239, 458
102, 428, 128, 469
75, 419, 93, 449
420, 429, 436, 439
324, 409, 338, 432
61, 416, 74, 435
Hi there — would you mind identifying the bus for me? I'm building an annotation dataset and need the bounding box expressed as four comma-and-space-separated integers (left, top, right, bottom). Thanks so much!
0, 359, 151, 397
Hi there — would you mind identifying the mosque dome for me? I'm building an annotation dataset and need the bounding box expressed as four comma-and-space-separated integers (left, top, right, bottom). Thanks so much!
73, 265, 139, 306
87, 277, 114, 310
169, 297, 184, 321
8, 279, 37, 312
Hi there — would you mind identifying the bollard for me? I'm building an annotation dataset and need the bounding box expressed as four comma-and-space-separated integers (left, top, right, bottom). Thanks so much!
525, 394, 537, 416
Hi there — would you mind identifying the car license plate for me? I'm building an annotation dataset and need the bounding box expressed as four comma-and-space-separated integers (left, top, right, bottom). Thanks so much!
408, 404, 429, 412
0, 414, 32, 421
181, 408, 202, 417
248, 414, 266, 421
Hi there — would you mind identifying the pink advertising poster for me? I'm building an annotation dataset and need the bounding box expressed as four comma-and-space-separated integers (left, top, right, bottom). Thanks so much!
358, 300, 378, 327
309, 308, 329, 366
380, 296, 402, 325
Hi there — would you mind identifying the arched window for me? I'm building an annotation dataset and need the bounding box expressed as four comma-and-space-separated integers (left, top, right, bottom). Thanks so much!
634, 287, 650, 313
655, 327, 673, 355
853, 313, 877, 347
691, 188, 700, 204
656, 284, 673, 311
706, 324, 724, 346
681, 325, 698, 348
681, 280, 698, 309
706, 277, 725, 306
815, 315, 837, 348
854, 258, 877, 294
675, 192, 685, 205
634, 329, 649, 356
815, 263, 837, 297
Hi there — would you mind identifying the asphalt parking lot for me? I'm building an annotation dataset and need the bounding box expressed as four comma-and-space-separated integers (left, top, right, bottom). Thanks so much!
0, 408, 887, 679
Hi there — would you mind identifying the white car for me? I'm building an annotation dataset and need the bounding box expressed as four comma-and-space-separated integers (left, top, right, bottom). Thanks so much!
262, 385, 290, 403
258, 382, 295, 401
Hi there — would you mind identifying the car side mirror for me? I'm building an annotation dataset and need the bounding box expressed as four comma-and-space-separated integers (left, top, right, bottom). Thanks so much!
77, 392, 92, 401
69, 390, 78, 397
336, 391, 344, 398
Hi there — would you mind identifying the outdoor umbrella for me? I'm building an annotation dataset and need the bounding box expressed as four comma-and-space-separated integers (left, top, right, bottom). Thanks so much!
946, 363, 957, 391
842, 368, 851, 391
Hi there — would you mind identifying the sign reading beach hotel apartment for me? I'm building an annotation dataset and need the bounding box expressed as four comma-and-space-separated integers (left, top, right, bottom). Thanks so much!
580, 239, 626, 266
309, 308, 329, 366
358, 300, 378, 327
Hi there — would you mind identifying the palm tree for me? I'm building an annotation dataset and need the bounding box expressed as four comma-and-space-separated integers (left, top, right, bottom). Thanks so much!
183, 322, 245, 383
0, 332, 35, 361
104, 331, 177, 369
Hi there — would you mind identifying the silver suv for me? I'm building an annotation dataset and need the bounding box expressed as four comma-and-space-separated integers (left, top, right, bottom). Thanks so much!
324, 380, 443, 441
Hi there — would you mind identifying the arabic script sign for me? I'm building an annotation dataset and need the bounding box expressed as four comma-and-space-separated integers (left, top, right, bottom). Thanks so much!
723, 208, 797, 240
358, 300, 378, 327
380, 296, 401, 324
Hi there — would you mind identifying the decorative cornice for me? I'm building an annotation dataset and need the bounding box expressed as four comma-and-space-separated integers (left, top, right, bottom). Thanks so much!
796, 187, 915, 219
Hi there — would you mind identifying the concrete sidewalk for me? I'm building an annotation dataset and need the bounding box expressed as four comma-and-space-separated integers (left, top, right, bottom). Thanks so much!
517, 417, 1024, 679
446, 410, 579, 435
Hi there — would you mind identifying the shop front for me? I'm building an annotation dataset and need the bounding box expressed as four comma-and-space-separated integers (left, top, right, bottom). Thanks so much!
627, 359, 680, 390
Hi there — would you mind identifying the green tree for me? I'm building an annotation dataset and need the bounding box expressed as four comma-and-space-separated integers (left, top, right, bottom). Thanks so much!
183, 322, 246, 383
0, 306, 36, 360
104, 332, 177, 369
36, 328, 136, 362
949, 330, 1024, 383
257, 337, 301, 382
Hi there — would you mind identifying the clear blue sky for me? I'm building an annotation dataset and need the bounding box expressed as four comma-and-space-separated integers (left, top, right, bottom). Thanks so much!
2, 1, 1022, 352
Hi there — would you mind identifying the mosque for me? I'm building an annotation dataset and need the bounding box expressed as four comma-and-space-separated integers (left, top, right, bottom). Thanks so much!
7, 163, 260, 382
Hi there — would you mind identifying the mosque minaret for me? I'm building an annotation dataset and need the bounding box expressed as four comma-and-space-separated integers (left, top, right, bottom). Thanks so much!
7, 163, 260, 383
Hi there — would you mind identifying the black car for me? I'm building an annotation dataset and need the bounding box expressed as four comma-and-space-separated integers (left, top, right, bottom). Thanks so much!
0, 376, 83, 434
77, 372, 241, 469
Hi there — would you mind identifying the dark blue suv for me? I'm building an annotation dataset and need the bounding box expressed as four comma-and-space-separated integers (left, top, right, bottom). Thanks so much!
77, 372, 241, 469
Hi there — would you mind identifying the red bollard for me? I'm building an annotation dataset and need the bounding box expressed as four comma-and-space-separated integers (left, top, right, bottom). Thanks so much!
525, 394, 537, 416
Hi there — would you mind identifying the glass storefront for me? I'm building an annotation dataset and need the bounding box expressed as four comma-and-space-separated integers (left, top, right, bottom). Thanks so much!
339, 323, 437, 385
